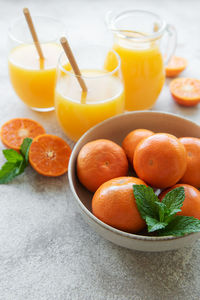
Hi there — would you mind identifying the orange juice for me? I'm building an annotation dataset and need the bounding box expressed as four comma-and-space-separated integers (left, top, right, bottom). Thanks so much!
55, 70, 124, 141
105, 34, 165, 110
8, 43, 61, 111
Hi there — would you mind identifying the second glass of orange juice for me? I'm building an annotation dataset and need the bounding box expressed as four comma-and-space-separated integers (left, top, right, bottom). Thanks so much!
55, 45, 124, 141
106, 10, 177, 110
8, 16, 64, 111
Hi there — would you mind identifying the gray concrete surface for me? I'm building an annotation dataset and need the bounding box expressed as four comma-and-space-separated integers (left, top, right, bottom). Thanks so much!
1, 0, 200, 299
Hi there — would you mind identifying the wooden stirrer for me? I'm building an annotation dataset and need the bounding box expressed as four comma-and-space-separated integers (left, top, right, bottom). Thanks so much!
23, 8, 44, 59
153, 22, 159, 32
60, 37, 88, 94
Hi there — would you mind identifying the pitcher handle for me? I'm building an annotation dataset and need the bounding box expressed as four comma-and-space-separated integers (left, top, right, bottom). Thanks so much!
164, 24, 177, 65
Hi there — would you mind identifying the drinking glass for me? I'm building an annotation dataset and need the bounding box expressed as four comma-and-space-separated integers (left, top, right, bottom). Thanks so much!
55, 44, 124, 141
8, 15, 65, 111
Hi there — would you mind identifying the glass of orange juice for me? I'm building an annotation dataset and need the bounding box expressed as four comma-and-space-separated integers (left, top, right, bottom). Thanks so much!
105, 10, 177, 111
8, 15, 64, 111
55, 45, 124, 141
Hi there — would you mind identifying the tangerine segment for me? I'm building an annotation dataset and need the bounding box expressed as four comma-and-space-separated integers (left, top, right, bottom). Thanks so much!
29, 134, 71, 177
92, 177, 147, 233
122, 129, 154, 164
170, 78, 200, 107
165, 56, 187, 77
179, 137, 200, 188
134, 133, 187, 189
159, 184, 200, 220
77, 139, 128, 192
0, 118, 45, 150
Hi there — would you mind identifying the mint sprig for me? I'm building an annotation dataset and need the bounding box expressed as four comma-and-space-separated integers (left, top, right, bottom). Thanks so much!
133, 185, 159, 219
3, 149, 23, 163
145, 216, 168, 232
158, 216, 200, 236
133, 185, 200, 237
20, 137, 32, 164
0, 138, 32, 184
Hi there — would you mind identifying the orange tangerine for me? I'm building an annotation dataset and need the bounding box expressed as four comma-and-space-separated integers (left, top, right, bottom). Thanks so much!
179, 137, 200, 188
77, 139, 128, 192
29, 134, 71, 177
159, 184, 200, 220
166, 56, 187, 77
134, 133, 187, 189
92, 177, 146, 233
1, 118, 45, 150
122, 129, 154, 164
170, 78, 200, 107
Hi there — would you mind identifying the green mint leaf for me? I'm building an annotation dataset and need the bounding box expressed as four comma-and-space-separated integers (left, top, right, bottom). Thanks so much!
155, 201, 166, 222
0, 137, 31, 184
133, 185, 159, 220
0, 162, 21, 183
163, 214, 176, 225
20, 138, 32, 164
17, 159, 27, 175
158, 216, 200, 236
0, 159, 27, 184
145, 216, 168, 233
3, 149, 23, 163
162, 187, 185, 217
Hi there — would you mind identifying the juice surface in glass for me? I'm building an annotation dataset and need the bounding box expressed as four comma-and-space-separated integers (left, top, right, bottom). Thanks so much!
8, 43, 61, 110
55, 70, 124, 141
105, 34, 165, 111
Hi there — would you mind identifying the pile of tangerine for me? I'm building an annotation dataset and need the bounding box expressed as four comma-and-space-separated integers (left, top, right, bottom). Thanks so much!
76, 129, 200, 234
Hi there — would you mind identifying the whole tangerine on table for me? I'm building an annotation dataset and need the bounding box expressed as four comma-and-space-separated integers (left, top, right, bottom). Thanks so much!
170, 78, 200, 107
77, 139, 128, 192
29, 134, 71, 177
133, 133, 187, 189
92, 177, 147, 233
159, 184, 200, 220
122, 128, 154, 164
179, 137, 200, 188
0, 118, 45, 150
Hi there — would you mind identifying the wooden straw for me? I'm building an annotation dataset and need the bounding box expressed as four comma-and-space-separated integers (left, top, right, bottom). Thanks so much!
23, 8, 44, 59
60, 37, 88, 93
153, 22, 159, 32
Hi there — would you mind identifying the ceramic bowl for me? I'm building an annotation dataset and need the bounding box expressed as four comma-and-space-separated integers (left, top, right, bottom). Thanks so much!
68, 111, 200, 252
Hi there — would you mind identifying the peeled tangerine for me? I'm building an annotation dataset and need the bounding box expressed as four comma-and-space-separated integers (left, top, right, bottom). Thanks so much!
92, 177, 146, 233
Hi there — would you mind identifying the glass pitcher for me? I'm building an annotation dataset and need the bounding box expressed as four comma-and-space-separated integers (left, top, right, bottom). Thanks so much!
106, 10, 177, 111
